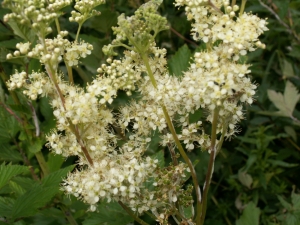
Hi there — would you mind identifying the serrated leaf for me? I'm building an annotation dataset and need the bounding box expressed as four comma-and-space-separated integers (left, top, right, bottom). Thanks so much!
9, 180, 26, 196
267, 89, 290, 117
282, 60, 295, 78
0, 39, 20, 49
238, 170, 253, 189
236, 202, 260, 225
284, 81, 300, 114
10, 184, 59, 220
182, 204, 194, 219
267, 82, 300, 118
12, 177, 36, 191
284, 126, 297, 142
82, 201, 134, 225
285, 213, 300, 225
89, 10, 118, 33
0, 144, 22, 162
168, 44, 191, 77
41, 165, 74, 188
33, 207, 66, 225
27, 138, 45, 154
291, 192, 300, 209
7, 20, 36, 42
0, 108, 20, 143
277, 195, 292, 211
0, 164, 29, 189
0, 197, 15, 218
47, 153, 65, 173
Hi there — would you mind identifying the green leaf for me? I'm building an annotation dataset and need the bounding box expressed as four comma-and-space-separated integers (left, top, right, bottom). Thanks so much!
47, 153, 65, 173
150, 150, 165, 168
182, 204, 194, 220
292, 192, 300, 209
282, 59, 295, 78
236, 202, 260, 225
82, 201, 134, 225
285, 213, 300, 225
267, 90, 290, 117
39, 97, 56, 133
41, 165, 74, 188
238, 170, 253, 189
284, 81, 300, 114
9, 180, 26, 196
267, 81, 300, 118
0, 164, 29, 189
0, 197, 14, 218
267, 159, 298, 168
168, 44, 191, 77
89, 10, 118, 33
10, 184, 59, 220
284, 126, 297, 142
0, 39, 20, 49
0, 108, 20, 143
27, 138, 45, 154
12, 177, 36, 191
33, 207, 66, 225
278, 195, 292, 211
7, 20, 36, 42
28, 58, 42, 73
0, 144, 22, 162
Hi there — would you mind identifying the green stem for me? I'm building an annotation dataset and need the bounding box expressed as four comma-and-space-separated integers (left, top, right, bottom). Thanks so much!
75, 23, 83, 43
231, 0, 237, 7
140, 53, 202, 224
66, 64, 74, 84
199, 108, 219, 225
0, 63, 50, 177
55, 18, 61, 34
35, 151, 50, 176
118, 201, 149, 225
216, 121, 227, 155
239, 0, 247, 16
59, 204, 78, 225
45, 64, 94, 166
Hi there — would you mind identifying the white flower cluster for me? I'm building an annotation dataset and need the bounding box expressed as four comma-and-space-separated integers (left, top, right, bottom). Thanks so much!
6, 71, 27, 90
69, 0, 105, 24
65, 41, 93, 67
28, 32, 69, 68
175, 0, 268, 60
63, 146, 159, 212
2, 0, 70, 37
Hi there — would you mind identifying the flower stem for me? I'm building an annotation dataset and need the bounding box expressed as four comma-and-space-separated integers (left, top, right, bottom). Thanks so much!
59, 204, 78, 225
199, 108, 219, 224
55, 18, 61, 34
118, 201, 149, 225
0, 63, 50, 176
45, 64, 94, 166
35, 151, 50, 176
239, 0, 247, 16
66, 64, 74, 84
75, 23, 83, 43
140, 53, 202, 224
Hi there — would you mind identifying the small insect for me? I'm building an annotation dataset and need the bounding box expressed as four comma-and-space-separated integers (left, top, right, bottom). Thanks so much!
195, 32, 199, 38
25, 79, 31, 84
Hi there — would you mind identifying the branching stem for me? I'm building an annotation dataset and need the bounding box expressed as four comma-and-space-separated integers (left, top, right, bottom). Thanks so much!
199, 107, 219, 224
141, 53, 202, 224
118, 201, 149, 225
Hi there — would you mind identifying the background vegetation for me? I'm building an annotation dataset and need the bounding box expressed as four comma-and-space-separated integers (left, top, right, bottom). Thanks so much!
0, 0, 300, 224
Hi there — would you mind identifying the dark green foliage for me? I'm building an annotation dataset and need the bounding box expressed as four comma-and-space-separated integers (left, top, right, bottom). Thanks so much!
0, 0, 300, 224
